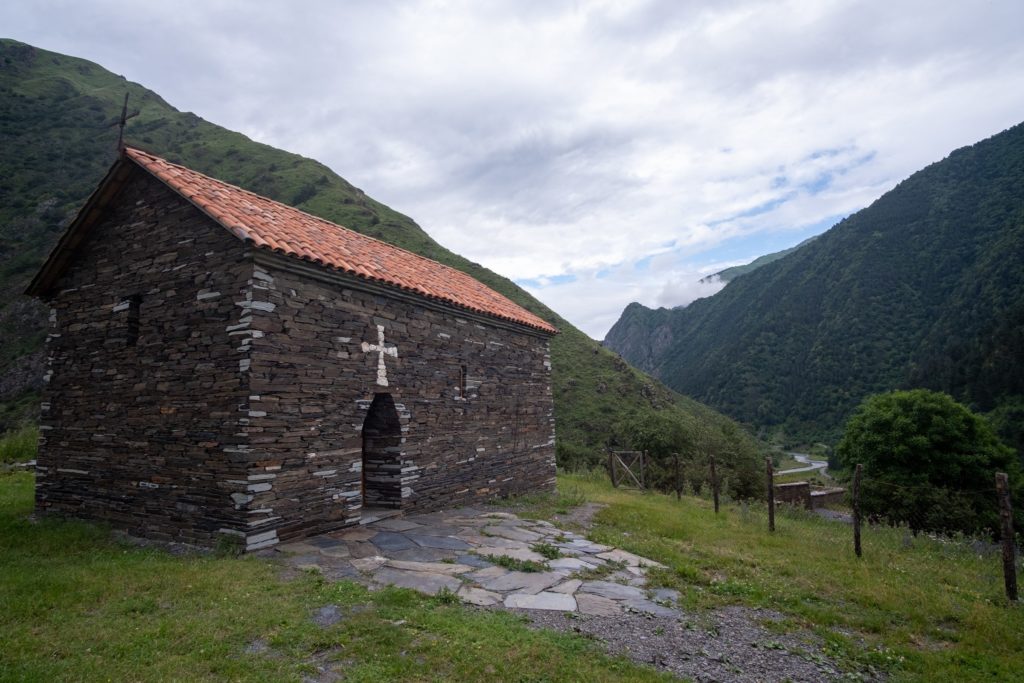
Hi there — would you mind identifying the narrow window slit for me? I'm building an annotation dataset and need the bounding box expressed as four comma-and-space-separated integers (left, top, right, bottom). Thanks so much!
125, 295, 142, 346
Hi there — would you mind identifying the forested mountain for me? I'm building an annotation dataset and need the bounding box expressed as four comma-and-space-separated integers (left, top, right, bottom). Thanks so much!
0, 39, 765, 489
605, 122, 1024, 452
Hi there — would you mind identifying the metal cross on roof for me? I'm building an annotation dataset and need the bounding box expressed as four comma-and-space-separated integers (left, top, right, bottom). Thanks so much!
361, 324, 398, 387
108, 92, 140, 152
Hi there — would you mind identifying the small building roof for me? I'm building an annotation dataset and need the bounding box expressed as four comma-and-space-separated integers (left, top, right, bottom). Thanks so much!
29, 147, 557, 335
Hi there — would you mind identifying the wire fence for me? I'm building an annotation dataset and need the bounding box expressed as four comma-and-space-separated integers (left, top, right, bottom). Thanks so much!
606, 451, 1022, 603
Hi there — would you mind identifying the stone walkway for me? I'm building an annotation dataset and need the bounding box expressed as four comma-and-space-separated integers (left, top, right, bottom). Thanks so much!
277, 506, 678, 616
278, 506, 871, 682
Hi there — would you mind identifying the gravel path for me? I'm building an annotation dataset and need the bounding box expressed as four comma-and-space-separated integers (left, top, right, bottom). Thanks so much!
524, 605, 871, 682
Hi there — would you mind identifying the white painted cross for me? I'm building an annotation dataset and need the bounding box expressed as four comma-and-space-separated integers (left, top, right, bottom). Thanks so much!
361, 324, 398, 387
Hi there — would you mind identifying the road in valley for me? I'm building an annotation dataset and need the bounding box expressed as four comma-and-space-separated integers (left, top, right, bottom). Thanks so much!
775, 452, 828, 476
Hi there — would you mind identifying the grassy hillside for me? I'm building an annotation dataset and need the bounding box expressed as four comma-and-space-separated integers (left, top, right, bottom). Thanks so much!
561, 472, 1024, 682
606, 122, 1024, 451
0, 39, 763, 481
3, 466, 1020, 681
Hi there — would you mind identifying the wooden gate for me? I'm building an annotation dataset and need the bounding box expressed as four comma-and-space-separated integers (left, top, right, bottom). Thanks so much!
608, 450, 646, 489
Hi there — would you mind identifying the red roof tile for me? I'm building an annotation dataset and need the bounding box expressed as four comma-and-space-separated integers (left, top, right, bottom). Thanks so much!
124, 147, 557, 334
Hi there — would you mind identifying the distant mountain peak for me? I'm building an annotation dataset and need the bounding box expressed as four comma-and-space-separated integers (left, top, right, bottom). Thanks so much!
699, 236, 818, 285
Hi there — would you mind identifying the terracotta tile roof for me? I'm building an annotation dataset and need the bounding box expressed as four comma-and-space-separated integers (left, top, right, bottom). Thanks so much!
124, 147, 557, 334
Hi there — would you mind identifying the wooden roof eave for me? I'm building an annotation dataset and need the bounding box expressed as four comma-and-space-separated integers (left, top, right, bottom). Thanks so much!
25, 155, 138, 299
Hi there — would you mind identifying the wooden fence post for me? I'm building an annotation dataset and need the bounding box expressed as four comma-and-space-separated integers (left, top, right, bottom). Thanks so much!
640, 451, 647, 490
766, 457, 775, 532
852, 463, 863, 558
710, 455, 720, 514
996, 472, 1018, 602
608, 450, 618, 488
674, 453, 681, 501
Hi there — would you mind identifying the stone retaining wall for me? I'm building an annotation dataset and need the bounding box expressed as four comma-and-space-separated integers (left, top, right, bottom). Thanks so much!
773, 481, 811, 509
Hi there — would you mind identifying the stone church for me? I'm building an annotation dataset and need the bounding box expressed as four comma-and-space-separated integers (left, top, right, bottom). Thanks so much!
26, 147, 557, 551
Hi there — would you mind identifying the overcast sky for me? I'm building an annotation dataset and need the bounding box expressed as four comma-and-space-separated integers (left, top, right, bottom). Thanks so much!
4, 1, 1024, 338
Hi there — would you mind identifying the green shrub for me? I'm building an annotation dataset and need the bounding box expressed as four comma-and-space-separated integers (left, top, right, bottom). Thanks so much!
0, 424, 37, 464
530, 542, 562, 560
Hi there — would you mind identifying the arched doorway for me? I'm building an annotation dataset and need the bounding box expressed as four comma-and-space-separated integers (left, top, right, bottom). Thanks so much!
362, 393, 403, 509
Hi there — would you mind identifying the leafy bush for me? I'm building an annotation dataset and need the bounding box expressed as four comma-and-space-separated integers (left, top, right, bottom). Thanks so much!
836, 389, 1022, 535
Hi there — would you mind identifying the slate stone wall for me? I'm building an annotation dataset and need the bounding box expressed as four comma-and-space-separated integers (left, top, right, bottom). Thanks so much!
241, 255, 557, 545
36, 168, 255, 546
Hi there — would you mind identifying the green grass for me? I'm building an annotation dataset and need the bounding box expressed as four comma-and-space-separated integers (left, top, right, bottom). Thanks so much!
0, 423, 37, 463
530, 542, 563, 560
773, 470, 834, 487
535, 472, 1024, 682
0, 471, 672, 682
773, 453, 806, 472
487, 554, 549, 573
488, 478, 587, 519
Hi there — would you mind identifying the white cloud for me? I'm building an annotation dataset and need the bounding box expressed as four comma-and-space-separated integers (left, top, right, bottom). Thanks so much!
4, 0, 1024, 338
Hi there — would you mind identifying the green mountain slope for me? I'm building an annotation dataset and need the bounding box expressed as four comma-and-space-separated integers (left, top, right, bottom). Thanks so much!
605, 122, 1024, 452
700, 237, 817, 284
0, 39, 765, 486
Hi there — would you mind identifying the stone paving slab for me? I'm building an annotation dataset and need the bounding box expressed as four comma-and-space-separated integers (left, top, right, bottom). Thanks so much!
566, 539, 612, 553
578, 580, 646, 601
576, 593, 622, 616
330, 527, 377, 542
407, 533, 471, 550
549, 578, 582, 594
547, 557, 597, 571
474, 546, 547, 563
370, 532, 419, 552
386, 546, 455, 562
350, 556, 387, 573
504, 591, 577, 611
407, 524, 463, 537
372, 567, 461, 595
456, 534, 527, 548
385, 559, 474, 575
374, 518, 424, 532
346, 542, 381, 559
620, 597, 679, 618
477, 570, 568, 594
319, 545, 351, 559
454, 553, 494, 569
595, 548, 666, 568
458, 585, 503, 606
466, 565, 508, 581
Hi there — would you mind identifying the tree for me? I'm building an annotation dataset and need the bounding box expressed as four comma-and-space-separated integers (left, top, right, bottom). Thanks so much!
836, 389, 1021, 535
614, 411, 764, 498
